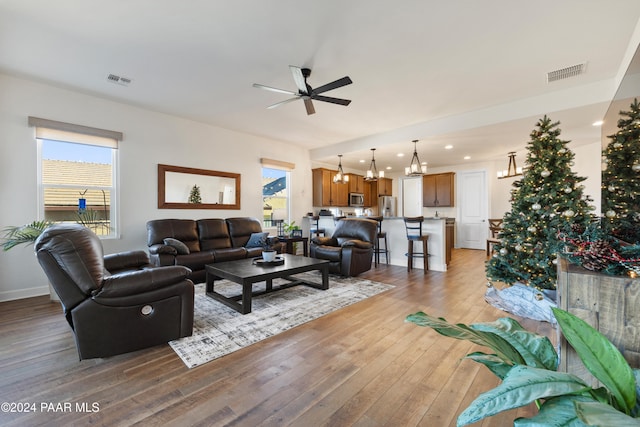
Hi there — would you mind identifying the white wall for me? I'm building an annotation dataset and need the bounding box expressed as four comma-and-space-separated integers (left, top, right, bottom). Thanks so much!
0, 73, 313, 301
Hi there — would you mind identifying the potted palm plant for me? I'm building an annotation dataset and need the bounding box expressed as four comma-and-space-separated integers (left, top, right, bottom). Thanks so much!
2, 220, 59, 301
1, 220, 52, 251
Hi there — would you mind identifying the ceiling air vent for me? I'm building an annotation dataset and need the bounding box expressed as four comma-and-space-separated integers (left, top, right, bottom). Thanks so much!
106, 73, 132, 86
546, 63, 586, 83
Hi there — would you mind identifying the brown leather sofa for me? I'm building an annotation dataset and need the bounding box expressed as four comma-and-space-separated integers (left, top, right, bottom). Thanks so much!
310, 217, 377, 277
147, 217, 281, 283
34, 223, 194, 360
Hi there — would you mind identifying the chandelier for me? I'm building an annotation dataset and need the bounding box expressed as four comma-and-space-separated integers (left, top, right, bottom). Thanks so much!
497, 152, 523, 179
405, 140, 427, 176
365, 148, 384, 181
332, 154, 349, 184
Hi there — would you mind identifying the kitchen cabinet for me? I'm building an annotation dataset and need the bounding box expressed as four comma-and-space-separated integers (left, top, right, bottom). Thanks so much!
376, 177, 393, 196
445, 218, 455, 265
423, 172, 455, 207
312, 168, 348, 207
346, 174, 365, 193
363, 181, 373, 207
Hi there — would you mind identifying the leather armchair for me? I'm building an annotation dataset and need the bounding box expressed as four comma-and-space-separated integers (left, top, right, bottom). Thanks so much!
34, 224, 194, 360
310, 218, 377, 277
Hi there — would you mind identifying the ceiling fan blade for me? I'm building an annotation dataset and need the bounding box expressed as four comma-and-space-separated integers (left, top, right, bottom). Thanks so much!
289, 66, 308, 94
311, 76, 352, 95
267, 97, 301, 109
304, 98, 315, 115
252, 83, 297, 96
312, 95, 351, 106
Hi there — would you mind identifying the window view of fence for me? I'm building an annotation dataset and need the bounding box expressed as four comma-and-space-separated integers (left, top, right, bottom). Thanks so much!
40, 140, 116, 236
262, 167, 288, 229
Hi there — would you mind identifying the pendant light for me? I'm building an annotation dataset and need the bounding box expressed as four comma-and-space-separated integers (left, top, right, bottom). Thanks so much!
497, 152, 523, 179
332, 154, 349, 184
365, 148, 383, 181
405, 140, 427, 176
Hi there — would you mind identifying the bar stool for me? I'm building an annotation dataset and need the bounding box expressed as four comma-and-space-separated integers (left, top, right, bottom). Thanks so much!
403, 216, 429, 272
486, 218, 503, 256
369, 216, 389, 267
310, 215, 326, 238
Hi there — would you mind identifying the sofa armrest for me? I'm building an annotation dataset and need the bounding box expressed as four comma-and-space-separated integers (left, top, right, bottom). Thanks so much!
94, 266, 192, 298
311, 236, 337, 246
104, 250, 151, 272
148, 243, 177, 256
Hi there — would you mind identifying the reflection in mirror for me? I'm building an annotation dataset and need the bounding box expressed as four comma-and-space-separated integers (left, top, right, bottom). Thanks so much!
601, 43, 640, 243
602, 44, 640, 142
158, 164, 241, 209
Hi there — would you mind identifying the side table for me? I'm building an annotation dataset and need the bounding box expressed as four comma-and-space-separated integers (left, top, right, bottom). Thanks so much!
278, 236, 309, 256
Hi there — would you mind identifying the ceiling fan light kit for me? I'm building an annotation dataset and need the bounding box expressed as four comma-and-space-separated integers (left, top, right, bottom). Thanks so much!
497, 152, 523, 179
253, 65, 352, 115
405, 140, 427, 176
333, 154, 349, 184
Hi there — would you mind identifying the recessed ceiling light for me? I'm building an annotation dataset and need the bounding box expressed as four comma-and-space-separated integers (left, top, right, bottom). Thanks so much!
359, 159, 365, 163
592, 120, 603, 126
445, 145, 453, 150
397, 153, 404, 157
464, 156, 471, 160
386, 166, 392, 170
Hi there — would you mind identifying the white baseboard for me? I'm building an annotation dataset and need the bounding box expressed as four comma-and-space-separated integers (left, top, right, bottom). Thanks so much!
0, 284, 51, 302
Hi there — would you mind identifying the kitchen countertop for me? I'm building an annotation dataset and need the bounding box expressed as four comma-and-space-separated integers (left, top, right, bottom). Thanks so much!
304, 214, 450, 271
312, 215, 449, 220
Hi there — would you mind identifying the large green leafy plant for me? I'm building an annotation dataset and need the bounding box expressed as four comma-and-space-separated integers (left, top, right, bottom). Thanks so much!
406, 308, 640, 426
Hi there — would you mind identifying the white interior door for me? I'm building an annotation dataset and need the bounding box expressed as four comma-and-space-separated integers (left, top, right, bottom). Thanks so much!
402, 177, 422, 217
457, 170, 487, 250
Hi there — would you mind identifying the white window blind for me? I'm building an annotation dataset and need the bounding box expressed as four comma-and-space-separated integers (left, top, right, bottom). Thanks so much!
260, 158, 295, 171
28, 116, 122, 148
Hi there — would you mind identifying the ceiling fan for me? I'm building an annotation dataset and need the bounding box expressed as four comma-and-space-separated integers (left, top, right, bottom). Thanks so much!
253, 65, 352, 115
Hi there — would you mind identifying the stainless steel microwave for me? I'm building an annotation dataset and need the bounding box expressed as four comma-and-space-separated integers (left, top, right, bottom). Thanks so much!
349, 193, 364, 207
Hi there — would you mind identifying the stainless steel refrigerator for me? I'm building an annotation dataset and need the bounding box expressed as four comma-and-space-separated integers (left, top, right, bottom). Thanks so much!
378, 196, 396, 217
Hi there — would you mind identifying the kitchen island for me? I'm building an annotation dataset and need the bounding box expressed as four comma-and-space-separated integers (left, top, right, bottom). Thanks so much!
301, 215, 449, 272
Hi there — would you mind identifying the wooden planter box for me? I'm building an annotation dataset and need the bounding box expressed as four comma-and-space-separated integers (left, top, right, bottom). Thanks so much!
557, 256, 640, 386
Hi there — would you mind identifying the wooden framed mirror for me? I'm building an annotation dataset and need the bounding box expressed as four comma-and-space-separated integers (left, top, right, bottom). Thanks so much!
158, 164, 241, 209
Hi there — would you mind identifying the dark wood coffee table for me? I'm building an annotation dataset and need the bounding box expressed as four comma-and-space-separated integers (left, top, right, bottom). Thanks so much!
205, 254, 330, 314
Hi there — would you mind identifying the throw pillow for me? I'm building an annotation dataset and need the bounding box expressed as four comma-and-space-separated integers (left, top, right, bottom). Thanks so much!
245, 232, 268, 248
163, 238, 190, 255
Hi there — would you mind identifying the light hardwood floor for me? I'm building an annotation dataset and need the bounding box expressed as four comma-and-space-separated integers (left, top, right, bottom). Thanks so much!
0, 249, 555, 426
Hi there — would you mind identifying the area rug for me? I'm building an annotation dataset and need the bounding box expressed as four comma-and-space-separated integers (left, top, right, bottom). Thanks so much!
169, 272, 394, 368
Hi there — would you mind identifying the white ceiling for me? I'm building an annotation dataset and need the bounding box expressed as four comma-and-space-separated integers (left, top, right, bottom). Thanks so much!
1, 1, 639, 173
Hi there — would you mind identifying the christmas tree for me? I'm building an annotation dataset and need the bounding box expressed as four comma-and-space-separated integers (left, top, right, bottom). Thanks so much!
486, 116, 594, 290
601, 98, 640, 244
188, 185, 202, 204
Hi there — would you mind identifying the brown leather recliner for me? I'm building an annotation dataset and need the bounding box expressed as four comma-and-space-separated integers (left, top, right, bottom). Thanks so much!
34, 224, 194, 360
310, 218, 377, 277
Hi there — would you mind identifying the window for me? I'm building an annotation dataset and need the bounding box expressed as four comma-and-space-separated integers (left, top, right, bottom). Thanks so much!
260, 158, 295, 232
262, 167, 289, 230
30, 117, 121, 237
